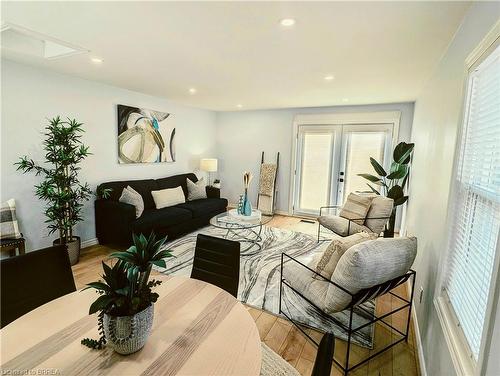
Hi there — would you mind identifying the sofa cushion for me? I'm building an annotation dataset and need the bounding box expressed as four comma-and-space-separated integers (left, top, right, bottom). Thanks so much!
98, 179, 158, 210
318, 215, 370, 236
365, 196, 394, 234
119, 186, 144, 218
156, 173, 198, 200
339, 193, 373, 225
326, 237, 417, 313
177, 198, 228, 218
132, 207, 192, 234
315, 232, 378, 279
152, 186, 186, 209
187, 178, 207, 200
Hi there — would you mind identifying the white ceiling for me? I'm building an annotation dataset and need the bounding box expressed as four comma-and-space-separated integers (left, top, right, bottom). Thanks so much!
1, 1, 470, 111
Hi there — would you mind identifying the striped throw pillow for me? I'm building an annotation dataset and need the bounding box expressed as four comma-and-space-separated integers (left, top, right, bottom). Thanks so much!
0, 199, 22, 239
339, 193, 373, 225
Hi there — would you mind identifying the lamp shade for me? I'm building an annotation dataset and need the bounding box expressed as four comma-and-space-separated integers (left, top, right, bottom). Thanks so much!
200, 158, 218, 172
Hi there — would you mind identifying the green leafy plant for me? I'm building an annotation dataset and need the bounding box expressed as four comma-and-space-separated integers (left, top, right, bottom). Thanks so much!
81, 232, 172, 349
15, 116, 92, 244
358, 141, 415, 237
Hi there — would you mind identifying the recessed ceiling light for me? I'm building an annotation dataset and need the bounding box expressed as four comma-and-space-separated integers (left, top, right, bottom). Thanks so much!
189, 88, 197, 94
342, 98, 349, 102
280, 18, 296, 27
324, 75, 335, 81
91, 57, 103, 63
236, 104, 243, 108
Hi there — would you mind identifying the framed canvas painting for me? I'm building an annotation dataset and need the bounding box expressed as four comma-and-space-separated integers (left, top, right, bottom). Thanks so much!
117, 104, 176, 163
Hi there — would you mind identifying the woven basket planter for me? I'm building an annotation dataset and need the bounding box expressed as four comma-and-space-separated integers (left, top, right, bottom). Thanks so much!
104, 304, 154, 355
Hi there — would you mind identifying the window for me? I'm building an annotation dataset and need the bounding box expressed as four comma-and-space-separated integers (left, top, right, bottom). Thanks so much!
442, 41, 500, 366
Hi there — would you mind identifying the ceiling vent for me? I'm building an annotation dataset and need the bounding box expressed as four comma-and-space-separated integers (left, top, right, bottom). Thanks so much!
0, 22, 88, 59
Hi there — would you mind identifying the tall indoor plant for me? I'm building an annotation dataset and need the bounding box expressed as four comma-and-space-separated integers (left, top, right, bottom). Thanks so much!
358, 141, 414, 237
16, 116, 92, 264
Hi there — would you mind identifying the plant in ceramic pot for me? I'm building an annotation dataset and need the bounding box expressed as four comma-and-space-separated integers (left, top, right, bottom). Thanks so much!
358, 142, 415, 237
15, 116, 92, 265
81, 233, 173, 354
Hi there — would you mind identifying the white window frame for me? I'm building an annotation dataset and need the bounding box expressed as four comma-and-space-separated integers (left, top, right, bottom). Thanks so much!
434, 22, 500, 376
288, 111, 401, 215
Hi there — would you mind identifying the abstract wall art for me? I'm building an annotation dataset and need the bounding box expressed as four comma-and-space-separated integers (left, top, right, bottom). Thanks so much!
117, 104, 176, 164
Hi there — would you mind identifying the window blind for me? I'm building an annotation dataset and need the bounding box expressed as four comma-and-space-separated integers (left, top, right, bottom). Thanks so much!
444, 43, 500, 361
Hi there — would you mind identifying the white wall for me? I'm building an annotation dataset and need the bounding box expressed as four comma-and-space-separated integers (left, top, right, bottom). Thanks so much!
405, 3, 499, 375
215, 102, 414, 213
1, 60, 217, 250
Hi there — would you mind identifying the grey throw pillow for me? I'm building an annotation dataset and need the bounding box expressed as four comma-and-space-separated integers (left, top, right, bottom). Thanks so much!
187, 178, 207, 201
119, 186, 144, 218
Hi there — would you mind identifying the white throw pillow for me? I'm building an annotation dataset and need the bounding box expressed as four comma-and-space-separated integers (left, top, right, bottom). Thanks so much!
187, 178, 207, 201
326, 237, 417, 313
119, 186, 144, 218
151, 186, 185, 209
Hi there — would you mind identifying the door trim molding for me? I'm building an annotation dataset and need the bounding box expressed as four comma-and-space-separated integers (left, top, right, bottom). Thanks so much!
288, 111, 401, 214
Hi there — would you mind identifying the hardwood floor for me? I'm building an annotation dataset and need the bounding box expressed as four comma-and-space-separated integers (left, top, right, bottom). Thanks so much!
72, 215, 420, 376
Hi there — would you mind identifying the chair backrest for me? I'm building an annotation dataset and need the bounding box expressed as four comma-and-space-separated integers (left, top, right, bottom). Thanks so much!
191, 234, 240, 297
311, 333, 335, 376
364, 196, 394, 234
1, 245, 76, 328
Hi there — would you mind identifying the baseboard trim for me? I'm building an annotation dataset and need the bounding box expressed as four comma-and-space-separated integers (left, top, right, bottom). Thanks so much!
411, 303, 428, 376
81, 237, 99, 249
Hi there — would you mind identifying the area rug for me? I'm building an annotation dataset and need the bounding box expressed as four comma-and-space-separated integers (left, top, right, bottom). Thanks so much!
154, 225, 375, 348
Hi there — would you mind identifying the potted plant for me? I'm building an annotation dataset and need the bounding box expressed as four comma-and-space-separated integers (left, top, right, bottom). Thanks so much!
358, 141, 414, 237
81, 232, 173, 354
15, 116, 92, 264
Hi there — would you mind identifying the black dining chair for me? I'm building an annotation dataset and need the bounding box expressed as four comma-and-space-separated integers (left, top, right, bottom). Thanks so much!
260, 332, 335, 376
1, 244, 76, 328
191, 234, 240, 297
311, 333, 336, 376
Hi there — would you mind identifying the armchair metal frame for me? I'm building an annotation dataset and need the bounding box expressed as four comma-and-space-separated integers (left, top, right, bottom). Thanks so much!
317, 205, 390, 242
279, 253, 416, 375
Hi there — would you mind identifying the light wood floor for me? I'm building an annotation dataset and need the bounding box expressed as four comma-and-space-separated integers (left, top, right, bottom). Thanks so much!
72, 215, 420, 376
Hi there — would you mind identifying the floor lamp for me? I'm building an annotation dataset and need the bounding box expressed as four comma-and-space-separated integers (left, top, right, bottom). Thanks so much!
200, 158, 218, 187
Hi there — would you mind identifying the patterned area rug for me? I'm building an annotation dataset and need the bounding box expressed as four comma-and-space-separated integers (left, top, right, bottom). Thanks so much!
154, 225, 375, 348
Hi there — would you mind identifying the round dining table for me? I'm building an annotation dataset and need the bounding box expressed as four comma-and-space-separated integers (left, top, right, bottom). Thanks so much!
0, 275, 262, 376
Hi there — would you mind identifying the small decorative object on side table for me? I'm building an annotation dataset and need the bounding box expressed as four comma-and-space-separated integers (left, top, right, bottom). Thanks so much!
242, 171, 253, 216
81, 232, 173, 354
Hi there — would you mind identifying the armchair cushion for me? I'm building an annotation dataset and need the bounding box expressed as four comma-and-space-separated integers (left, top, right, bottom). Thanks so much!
283, 256, 331, 313
364, 196, 394, 234
315, 232, 379, 279
339, 193, 373, 225
318, 215, 370, 236
326, 237, 417, 312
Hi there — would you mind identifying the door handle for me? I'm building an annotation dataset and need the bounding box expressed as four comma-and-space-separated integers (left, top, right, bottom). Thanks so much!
339, 178, 344, 182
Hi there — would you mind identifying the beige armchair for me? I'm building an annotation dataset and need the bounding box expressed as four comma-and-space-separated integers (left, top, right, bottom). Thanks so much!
317, 195, 393, 241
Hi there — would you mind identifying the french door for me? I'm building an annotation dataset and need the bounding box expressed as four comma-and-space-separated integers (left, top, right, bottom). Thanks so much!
293, 124, 394, 216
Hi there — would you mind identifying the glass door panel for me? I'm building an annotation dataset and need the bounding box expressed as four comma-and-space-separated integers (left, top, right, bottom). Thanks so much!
293, 123, 393, 216
298, 132, 333, 212
339, 131, 388, 203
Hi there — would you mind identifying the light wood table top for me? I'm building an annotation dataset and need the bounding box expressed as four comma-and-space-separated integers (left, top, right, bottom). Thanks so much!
1, 276, 262, 376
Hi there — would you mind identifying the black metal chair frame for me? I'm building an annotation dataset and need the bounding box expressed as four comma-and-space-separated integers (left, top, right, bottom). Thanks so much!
279, 253, 416, 376
317, 205, 391, 242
